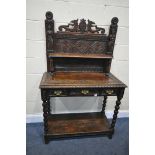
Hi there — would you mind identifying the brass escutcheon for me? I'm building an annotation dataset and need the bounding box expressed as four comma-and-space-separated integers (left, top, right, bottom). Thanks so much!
81, 90, 89, 95
106, 90, 114, 95
54, 90, 62, 96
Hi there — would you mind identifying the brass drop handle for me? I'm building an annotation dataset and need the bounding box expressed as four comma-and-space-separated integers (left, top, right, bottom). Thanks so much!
106, 90, 114, 95
54, 90, 62, 96
81, 90, 89, 95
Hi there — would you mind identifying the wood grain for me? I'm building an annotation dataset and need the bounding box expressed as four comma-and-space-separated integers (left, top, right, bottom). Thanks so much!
47, 112, 111, 136
48, 52, 112, 59
40, 72, 126, 88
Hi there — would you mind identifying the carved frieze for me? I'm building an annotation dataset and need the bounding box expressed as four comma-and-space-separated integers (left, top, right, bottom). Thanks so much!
54, 39, 108, 54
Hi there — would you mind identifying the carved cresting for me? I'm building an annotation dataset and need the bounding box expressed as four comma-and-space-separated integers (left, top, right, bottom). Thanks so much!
59, 19, 79, 32
58, 19, 105, 34
108, 17, 119, 54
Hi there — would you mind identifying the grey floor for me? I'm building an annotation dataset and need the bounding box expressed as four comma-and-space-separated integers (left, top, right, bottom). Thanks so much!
26, 118, 129, 155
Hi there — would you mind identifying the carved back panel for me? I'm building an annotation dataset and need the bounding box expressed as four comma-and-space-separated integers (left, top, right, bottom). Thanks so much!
54, 38, 108, 54
45, 11, 118, 73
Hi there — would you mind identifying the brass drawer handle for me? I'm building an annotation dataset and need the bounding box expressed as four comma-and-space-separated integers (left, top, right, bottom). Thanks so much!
54, 90, 62, 96
106, 90, 114, 95
81, 90, 89, 95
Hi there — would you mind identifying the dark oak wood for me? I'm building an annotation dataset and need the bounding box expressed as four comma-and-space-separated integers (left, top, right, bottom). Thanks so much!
58, 19, 105, 34
110, 89, 125, 130
102, 96, 107, 113
48, 52, 112, 59
39, 11, 126, 144
47, 113, 111, 136
40, 72, 126, 89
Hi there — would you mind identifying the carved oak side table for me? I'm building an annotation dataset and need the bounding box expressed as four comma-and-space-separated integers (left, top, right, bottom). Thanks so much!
39, 11, 127, 144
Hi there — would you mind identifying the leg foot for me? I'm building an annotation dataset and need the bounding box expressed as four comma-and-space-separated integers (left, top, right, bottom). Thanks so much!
44, 137, 49, 144
108, 134, 112, 139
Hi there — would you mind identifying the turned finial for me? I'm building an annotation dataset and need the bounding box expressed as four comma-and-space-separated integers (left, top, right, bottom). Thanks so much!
46, 11, 53, 20
111, 17, 119, 25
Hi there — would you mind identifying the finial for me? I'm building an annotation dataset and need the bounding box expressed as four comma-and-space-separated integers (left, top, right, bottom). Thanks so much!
46, 11, 53, 20
111, 17, 119, 25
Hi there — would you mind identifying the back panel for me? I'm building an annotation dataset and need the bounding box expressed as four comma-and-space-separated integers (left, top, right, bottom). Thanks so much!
53, 57, 111, 73
54, 39, 108, 54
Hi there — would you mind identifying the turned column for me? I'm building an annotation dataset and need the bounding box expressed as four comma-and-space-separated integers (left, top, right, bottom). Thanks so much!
41, 89, 50, 143
110, 95, 122, 130
101, 96, 107, 114
109, 88, 124, 139
42, 100, 48, 134
47, 97, 51, 115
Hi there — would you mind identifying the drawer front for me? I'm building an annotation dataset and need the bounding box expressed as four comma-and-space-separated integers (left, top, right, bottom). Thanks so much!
50, 88, 117, 97
69, 89, 99, 96
50, 90, 67, 96
101, 89, 116, 96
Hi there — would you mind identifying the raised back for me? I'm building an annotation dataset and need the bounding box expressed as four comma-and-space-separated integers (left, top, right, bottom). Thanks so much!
45, 11, 118, 73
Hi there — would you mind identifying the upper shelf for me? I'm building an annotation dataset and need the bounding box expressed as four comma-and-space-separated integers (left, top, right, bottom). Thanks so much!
48, 52, 113, 59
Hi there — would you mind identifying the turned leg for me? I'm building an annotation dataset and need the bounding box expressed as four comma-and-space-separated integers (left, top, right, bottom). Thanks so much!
47, 97, 51, 115
110, 95, 122, 130
109, 89, 124, 138
108, 134, 112, 139
101, 96, 107, 114
41, 89, 50, 144
44, 136, 49, 144
108, 96, 122, 139
42, 100, 49, 134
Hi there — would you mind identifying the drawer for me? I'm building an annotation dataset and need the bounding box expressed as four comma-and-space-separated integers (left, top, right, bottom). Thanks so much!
50, 90, 67, 96
69, 89, 99, 96
101, 89, 116, 96
50, 88, 117, 97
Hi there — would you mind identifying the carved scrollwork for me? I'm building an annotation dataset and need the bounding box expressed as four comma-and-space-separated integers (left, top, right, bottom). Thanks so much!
58, 19, 105, 34
59, 19, 78, 32
87, 20, 105, 34
79, 19, 87, 32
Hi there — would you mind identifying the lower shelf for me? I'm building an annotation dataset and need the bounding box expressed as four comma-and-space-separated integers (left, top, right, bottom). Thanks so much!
46, 112, 113, 139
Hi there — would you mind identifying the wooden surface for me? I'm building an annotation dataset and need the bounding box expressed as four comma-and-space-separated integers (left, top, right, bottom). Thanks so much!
47, 112, 111, 137
40, 72, 126, 88
48, 52, 112, 59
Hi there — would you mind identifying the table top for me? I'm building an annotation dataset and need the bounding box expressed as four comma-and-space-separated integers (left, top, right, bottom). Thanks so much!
39, 72, 126, 89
